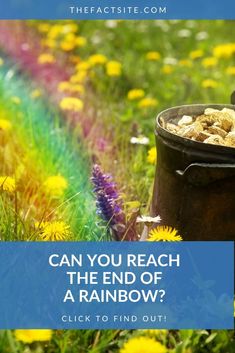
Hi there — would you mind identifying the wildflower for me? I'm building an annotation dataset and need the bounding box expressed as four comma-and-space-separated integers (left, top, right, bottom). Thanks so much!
202, 57, 218, 68
15, 330, 52, 343
0, 57, 4, 66
120, 336, 167, 353
130, 136, 149, 145
0, 119, 12, 131
91, 164, 124, 225
147, 147, 157, 164
178, 59, 192, 67
43, 175, 68, 197
105, 20, 118, 28
76, 36, 87, 47
0, 176, 16, 193
47, 24, 63, 39
31, 89, 42, 99
163, 57, 178, 65
138, 98, 158, 108
58, 81, 84, 94
38, 53, 55, 64
146, 51, 161, 61
59, 97, 84, 112
68, 85, 84, 94
57, 81, 70, 92
195, 32, 209, 41
177, 29, 191, 38
161, 65, 174, 74
226, 66, 235, 76
201, 79, 219, 88
62, 23, 78, 34
11, 96, 21, 105
91, 165, 136, 241
213, 43, 235, 58
42, 38, 56, 49
37, 221, 71, 241
189, 49, 204, 59
69, 71, 87, 83
60, 39, 76, 51
106, 61, 122, 76
76, 61, 91, 71
127, 89, 145, 100
148, 226, 182, 241
136, 215, 161, 224
89, 54, 107, 66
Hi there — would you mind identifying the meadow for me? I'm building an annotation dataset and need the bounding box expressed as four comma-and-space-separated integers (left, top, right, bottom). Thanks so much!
0, 19, 234, 352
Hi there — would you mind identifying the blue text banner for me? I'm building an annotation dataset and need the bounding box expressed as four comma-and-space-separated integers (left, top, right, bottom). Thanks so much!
0, 241, 234, 329
1, 1, 235, 19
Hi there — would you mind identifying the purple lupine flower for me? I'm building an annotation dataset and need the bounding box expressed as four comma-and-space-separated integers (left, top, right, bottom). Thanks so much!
91, 164, 136, 241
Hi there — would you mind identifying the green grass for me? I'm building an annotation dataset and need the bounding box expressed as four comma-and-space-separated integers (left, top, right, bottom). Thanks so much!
0, 60, 105, 241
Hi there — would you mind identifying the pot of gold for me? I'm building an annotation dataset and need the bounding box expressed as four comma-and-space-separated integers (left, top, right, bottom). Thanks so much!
151, 104, 235, 240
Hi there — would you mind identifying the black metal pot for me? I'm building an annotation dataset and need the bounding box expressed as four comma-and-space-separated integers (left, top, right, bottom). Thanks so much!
151, 104, 235, 240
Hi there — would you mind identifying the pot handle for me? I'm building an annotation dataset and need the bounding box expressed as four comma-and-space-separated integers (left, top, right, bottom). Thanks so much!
176, 162, 235, 186
231, 91, 235, 104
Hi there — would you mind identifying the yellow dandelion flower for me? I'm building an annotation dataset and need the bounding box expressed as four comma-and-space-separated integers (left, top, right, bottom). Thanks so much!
38, 53, 55, 64
38, 221, 71, 241
0, 119, 12, 131
226, 66, 235, 76
0, 176, 16, 193
202, 57, 218, 68
58, 81, 84, 94
60, 40, 76, 51
11, 96, 21, 105
148, 226, 182, 242
201, 79, 219, 89
106, 61, 122, 76
62, 23, 79, 34
146, 51, 161, 61
147, 147, 157, 164
0, 57, 4, 66
76, 61, 91, 71
189, 49, 204, 60
15, 330, 52, 343
48, 24, 63, 39
44, 175, 68, 197
127, 89, 145, 101
31, 89, 42, 99
42, 38, 56, 49
59, 97, 84, 112
161, 65, 174, 74
213, 43, 235, 59
58, 81, 70, 92
89, 54, 107, 66
69, 85, 84, 94
69, 71, 87, 83
120, 336, 167, 353
76, 36, 87, 47
138, 97, 158, 109
179, 59, 192, 67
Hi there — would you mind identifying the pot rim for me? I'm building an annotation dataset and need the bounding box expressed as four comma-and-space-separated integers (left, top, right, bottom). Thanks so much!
156, 103, 235, 156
